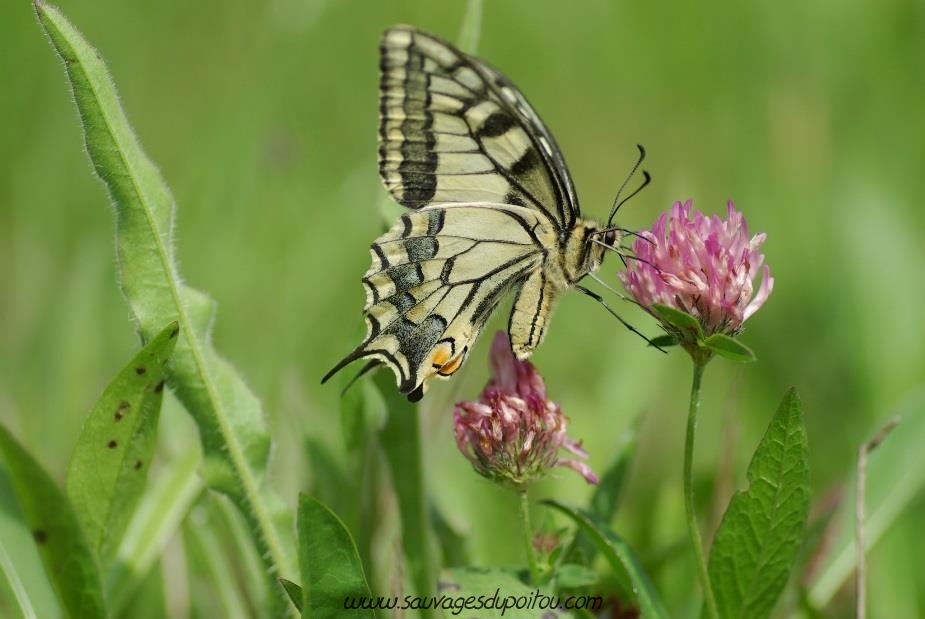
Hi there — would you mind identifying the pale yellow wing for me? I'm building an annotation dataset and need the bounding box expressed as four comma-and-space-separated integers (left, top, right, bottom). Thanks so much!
323, 204, 555, 401
378, 25, 580, 229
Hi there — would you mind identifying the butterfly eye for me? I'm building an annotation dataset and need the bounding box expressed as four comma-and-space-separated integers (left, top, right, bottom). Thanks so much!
603, 230, 617, 246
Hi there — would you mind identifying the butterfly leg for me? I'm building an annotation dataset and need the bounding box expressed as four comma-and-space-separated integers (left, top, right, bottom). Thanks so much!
575, 285, 666, 352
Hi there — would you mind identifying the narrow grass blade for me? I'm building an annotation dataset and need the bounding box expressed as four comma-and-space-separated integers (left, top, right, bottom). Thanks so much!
34, 3, 295, 612
708, 388, 810, 619
67, 321, 179, 564
373, 372, 438, 612
0, 537, 38, 619
0, 425, 107, 619
457, 0, 483, 54
544, 500, 670, 619
106, 443, 202, 613
808, 387, 925, 607
297, 495, 373, 618
183, 502, 252, 619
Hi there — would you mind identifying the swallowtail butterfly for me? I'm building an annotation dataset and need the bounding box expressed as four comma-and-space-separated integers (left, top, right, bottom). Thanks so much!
323, 25, 647, 401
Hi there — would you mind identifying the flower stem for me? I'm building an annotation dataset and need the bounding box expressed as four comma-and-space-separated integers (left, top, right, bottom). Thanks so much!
685, 361, 720, 619
519, 489, 540, 585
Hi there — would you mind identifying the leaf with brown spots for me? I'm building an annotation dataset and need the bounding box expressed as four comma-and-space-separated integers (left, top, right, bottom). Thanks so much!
0, 424, 107, 619
66, 321, 178, 564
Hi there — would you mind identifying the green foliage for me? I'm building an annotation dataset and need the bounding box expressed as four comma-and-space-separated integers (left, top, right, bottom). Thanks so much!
708, 388, 810, 618
66, 321, 178, 563
297, 494, 373, 618
33, 2, 294, 613
0, 425, 107, 619
544, 500, 670, 619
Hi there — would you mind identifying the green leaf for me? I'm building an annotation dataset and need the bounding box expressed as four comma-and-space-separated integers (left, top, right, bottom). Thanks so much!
297, 494, 373, 619
442, 567, 567, 618
66, 321, 178, 564
809, 387, 925, 607
34, 2, 294, 611
708, 387, 810, 619
543, 500, 670, 619
279, 578, 303, 612
703, 333, 756, 362
648, 334, 678, 348
650, 304, 703, 339
0, 424, 107, 619
373, 371, 438, 610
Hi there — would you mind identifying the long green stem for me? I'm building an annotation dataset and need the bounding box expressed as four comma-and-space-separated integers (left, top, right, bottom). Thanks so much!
685, 361, 720, 619
519, 490, 540, 585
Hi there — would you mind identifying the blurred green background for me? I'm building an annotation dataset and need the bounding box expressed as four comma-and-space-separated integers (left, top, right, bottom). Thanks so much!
2, 0, 924, 616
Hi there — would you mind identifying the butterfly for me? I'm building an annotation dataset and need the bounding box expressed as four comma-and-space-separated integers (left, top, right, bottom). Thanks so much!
323, 25, 648, 402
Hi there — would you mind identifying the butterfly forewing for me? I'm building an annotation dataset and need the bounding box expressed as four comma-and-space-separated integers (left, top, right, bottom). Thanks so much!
378, 25, 580, 229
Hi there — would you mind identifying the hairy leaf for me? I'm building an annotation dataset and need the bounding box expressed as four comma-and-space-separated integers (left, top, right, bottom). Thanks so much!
34, 2, 294, 613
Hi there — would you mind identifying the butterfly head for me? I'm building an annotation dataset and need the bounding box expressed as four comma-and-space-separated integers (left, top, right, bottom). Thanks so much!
562, 222, 622, 283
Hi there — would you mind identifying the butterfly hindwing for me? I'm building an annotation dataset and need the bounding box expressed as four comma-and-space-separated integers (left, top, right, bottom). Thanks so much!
324, 204, 555, 400
378, 25, 580, 229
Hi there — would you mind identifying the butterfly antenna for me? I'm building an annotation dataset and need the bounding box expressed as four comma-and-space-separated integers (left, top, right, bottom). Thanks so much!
606, 144, 649, 227
617, 228, 655, 245
575, 284, 666, 352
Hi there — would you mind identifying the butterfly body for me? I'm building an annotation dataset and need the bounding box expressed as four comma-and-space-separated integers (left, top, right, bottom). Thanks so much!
323, 25, 622, 401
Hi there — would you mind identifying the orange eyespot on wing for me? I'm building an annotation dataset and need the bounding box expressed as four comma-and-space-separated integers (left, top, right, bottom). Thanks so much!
430, 343, 453, 369
436, 350, 467, 377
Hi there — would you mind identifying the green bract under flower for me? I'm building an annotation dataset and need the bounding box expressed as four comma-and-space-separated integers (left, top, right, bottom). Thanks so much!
453, 332, 598, 490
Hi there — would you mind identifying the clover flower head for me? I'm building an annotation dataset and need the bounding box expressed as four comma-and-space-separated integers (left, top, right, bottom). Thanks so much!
453, 332, 598, 489
619, 200, 773, 344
